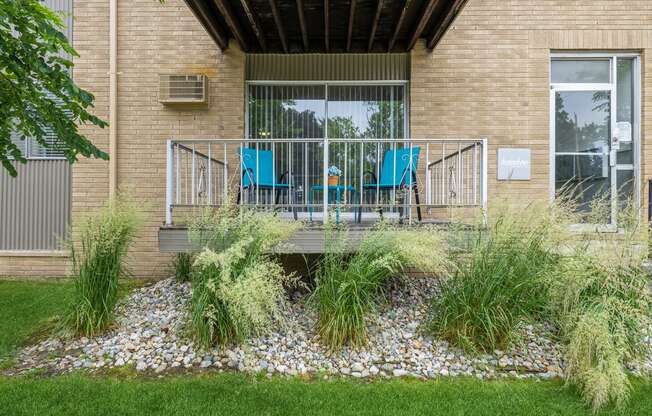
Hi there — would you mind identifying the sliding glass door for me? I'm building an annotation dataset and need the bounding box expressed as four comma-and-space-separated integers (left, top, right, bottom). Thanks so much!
245, 83, 408, 216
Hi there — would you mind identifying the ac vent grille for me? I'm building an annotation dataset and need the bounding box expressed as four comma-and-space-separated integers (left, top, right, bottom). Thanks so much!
159, 74, 208, 105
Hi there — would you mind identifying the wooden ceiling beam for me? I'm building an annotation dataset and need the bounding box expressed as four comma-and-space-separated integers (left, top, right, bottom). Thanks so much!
346, 0, 357, 52
296, 0, 309, 51
388, 0, 409, 52
324, 0, 329, 52
183, 0, 229, 50
240, 0, 267, 51
268, 0, 289, 53
367, 0, 383, 52
426, 0, 468, 49
212, 0, 249, 51
407, 0, 440, 51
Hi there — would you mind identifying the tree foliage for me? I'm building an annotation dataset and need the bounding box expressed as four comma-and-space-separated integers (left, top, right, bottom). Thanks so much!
0, 0, 108, 176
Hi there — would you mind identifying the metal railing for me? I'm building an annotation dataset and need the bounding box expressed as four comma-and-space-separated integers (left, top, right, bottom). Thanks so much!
165, 138, 488, 225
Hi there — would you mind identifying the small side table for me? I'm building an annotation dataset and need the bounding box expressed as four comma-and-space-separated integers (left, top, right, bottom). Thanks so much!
308, 185, 357, 223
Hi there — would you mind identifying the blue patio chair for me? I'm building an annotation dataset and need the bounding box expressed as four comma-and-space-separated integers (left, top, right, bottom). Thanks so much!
362, 146, 422, 221
237, 147, 294, 215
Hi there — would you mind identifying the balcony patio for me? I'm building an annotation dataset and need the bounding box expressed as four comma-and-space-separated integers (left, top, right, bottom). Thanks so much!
159, 137, 487, 253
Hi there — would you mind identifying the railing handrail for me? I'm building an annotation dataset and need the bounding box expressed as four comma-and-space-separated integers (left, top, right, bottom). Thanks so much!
175, 143, 225, 166
165, 137, 489, 226
169, 137, 483, 143
426, 143, 480, 169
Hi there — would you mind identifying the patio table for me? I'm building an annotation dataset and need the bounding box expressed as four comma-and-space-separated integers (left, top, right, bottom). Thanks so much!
308, 185, 357, 223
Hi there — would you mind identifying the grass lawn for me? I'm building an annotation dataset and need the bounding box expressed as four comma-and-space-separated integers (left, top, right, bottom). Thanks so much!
1, 279, 651, 415
0, 278, 144, 362
0, 374, 651, 416
0, 279, 74, 359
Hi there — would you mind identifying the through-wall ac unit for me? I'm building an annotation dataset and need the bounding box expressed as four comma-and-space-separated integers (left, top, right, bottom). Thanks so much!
159, 74, 208, 106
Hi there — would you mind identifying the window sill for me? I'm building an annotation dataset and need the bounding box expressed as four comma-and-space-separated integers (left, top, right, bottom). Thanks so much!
0, 250, 70, 258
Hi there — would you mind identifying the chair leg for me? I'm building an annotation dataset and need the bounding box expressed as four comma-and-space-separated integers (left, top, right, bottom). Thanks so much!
377, 190, 384, 220
414, 185, 422, 222
275, 189, 282, 205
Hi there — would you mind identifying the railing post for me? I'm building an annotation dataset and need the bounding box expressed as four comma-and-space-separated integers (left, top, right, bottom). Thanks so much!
323, 137, 329, 224
481, 137, 488, 226
165, 139, 173, 225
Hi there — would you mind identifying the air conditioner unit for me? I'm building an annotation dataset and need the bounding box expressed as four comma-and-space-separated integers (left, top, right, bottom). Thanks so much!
159, 74, 208, 106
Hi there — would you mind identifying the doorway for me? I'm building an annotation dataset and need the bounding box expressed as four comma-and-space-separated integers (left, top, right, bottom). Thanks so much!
550, 53, 640, 228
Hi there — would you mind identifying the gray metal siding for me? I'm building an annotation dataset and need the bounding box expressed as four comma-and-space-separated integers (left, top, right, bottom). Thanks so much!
159, 227, 363, 253
44, 0, 73, 43
0, 161, 72, 250
246, 54, 410, 81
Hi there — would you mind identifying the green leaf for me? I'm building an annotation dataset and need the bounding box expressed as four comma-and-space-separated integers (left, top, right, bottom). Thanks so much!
0, 0, 109, 175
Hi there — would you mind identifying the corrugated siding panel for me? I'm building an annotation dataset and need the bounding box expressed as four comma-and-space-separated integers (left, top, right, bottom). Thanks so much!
44, 0, 73, 43
158, 228, 364, 253
0, 161, 71, 250
246, 54, 410, 81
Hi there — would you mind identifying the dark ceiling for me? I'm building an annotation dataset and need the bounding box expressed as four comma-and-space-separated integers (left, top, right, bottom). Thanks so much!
183, 0, 468, 53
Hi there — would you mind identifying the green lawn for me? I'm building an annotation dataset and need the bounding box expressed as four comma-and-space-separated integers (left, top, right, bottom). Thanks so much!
1, 374, 651, 416
0, 279, 74, 359
1, 279, 651, 415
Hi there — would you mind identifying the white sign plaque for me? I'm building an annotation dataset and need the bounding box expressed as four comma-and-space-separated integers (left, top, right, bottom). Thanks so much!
615, 121, 632, 143
497, 148, 531, 181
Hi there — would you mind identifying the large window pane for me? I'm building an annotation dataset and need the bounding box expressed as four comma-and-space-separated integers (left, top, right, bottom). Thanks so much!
551, 59, 610, 83
555, 91, 610, 153
327, 85, 405, 139
248, 85, 325, 139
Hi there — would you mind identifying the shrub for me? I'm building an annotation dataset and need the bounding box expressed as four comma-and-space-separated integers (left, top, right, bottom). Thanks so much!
173, 252, 193, 282
428, 201, 577, 353
312, 225, 449, 350
64, 196, 142, 336
548, 230, 651, 411
189, 205, 299, 347
430, 196, 651, 411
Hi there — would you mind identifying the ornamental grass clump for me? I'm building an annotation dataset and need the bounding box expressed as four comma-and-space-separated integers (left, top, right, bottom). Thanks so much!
547, 211, 651, 412
428, 200, 577, 353
189, 205, 299, 347
312, 224, 449, 350
65, 196, 142, 336
173, 252, 194, 283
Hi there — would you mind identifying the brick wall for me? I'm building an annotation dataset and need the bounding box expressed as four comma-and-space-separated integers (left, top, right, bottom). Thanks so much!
411, 0, 652, 209
4, 0, 651, 278
1, 0, 244, 278
109, 0, 244, 278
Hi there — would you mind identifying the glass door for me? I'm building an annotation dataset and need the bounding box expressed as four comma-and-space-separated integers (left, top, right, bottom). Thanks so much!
551, 55, 639, 228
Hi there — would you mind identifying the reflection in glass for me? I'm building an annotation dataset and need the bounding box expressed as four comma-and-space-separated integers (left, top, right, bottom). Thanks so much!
248, 85, 326, 139
555, 91, 610, 153
616, 169, 634, 208
326, 85, 405, 139
555, 154, 610, 214
617, 58, 635, 166
551, 59, 610, 83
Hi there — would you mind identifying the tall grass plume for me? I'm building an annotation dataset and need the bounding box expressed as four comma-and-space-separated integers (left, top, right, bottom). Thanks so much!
64, 195, 142, 336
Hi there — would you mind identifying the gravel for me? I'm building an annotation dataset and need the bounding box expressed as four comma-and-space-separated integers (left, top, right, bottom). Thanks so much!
6, 275, 635, 379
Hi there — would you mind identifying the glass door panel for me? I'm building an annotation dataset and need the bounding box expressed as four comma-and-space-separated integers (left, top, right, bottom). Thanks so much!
554, 90, 612, 218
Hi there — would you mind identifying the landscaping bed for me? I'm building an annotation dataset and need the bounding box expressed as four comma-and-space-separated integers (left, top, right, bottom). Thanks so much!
7, 276, 566, 379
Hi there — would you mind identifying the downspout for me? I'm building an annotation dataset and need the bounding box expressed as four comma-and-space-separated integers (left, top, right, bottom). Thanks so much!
108, 0, 118, 196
